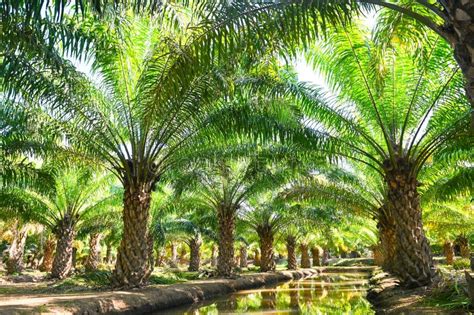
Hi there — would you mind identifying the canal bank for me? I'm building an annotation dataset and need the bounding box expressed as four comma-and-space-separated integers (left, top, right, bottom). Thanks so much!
0, 269, 322, 314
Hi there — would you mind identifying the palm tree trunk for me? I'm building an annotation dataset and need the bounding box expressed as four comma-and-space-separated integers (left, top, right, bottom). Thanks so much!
443, 241, 455, 265
386, 170, 433, 287
239, 245, 248, 268
286, 235, 297, 270
443, 1, 474, 127
322, 248, 329, 266
72, 247, 78, 269
169, 242, 178, 268
378, 206, 397, 273
179, 246, 187, 265
217, 205, 236, 277
51, 216, 75, 279
113, 181, 152, 288
311, 247, 320, 267
254, 249, 261, 267
300, 244, 311, 268
372, 243, 384, 267
155, 247, 165, 267
188, 236, 202, 272
6, 221, 28, 274
257, 227, 275, 272
211, 244, 217, 267
39, 237, 55, 272
85, 233, 101, 271
457, 235, 470, 259
104, 244, 113, 264
146, 233, 155, 278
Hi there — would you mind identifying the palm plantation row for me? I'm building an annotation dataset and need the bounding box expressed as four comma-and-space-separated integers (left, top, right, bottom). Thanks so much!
1, 1, 472, 291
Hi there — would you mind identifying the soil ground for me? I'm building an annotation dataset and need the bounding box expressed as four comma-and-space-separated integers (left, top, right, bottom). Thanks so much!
367, 268, 472, 314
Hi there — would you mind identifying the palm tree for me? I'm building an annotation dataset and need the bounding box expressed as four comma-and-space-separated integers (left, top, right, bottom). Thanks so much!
242, 194, 288, 272
151, 191, 217, 272
281, 165, 387, 262
424, 198, 473, 264
158, 216, 216, 272
39, 233, 56, 272
262, 21, 471, 286
0, 167, 119, 279
0, 99, 61, 274
2, 219, 29, 274
173, 158, 293, 277
0, 100, 58, 192
1, 8, 307, 286
102, 222, 123, 265
280, 225, 301, 270
77, 202, 122, 271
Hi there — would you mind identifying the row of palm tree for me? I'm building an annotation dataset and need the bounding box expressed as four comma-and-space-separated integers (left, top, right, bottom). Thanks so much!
1, 1, 472, 289
0, 167, 121, 277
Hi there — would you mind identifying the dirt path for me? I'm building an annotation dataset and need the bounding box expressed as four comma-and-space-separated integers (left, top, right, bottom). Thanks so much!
367, 270, 469, 314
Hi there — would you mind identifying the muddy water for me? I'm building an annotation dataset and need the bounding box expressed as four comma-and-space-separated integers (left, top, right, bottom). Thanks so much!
157, 270, 374, 314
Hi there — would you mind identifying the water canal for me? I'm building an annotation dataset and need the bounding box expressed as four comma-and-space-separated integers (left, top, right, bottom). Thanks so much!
156, 268, 374, 314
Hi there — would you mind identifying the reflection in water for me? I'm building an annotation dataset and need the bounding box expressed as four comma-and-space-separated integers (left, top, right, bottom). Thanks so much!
289, 282, 300, 311
260, 290, 277, 309
155, 271, 374, 314
216, 294, 238, 311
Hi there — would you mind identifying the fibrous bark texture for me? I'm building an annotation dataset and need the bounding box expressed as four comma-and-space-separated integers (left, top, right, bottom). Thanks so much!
378, 206, 397, 273
51, 216, 76, 279
217, 204, 236, 277
239, 245, 248, 268
286, 235, 297, 270
254, 249, 260, 266
104, 244, 113, 264
444, 241, 455, 265
155, 247, 165, 267
311, 247, 320, 267
372, 244, 384, 267
179, 246, 187, 265
257, 226, 275, 272
211, 244, 217, 267
188, 236, 202, 272
85, 233, 101, 271
39, 237, 56, 272
457, 235, 470, 259
6, 221, 28, 274
169, 242, 178, 268
146, 233, 155, 277
442, 1, 474, 127
322, 248, 329, 266
386, 167, 433, 287
113, 181, 153, 288
300, 244, 311, 268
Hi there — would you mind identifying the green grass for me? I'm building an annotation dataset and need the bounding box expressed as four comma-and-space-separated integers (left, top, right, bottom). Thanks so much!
149, 270, 200, 284
50, 270, 112, 292
0, 268, 203, 295
423, 284, 471, 310
421, 269, 471, 311
452, 258, 470, 270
